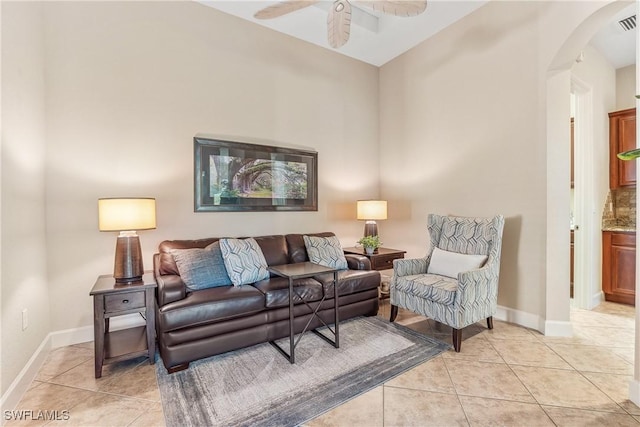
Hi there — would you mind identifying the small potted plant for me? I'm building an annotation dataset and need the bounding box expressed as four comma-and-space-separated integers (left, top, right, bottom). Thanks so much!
357, 235, 382, 255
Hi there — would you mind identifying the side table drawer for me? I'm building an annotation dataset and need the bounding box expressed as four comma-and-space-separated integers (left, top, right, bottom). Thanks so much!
104, 291, 145, 313
372, 253, 404, 270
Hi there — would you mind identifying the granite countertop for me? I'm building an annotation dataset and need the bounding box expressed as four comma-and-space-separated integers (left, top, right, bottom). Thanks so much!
602, 226, 636, 232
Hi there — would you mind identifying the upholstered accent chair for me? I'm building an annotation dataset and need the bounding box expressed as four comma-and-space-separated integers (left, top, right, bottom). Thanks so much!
390, 214, 505, 352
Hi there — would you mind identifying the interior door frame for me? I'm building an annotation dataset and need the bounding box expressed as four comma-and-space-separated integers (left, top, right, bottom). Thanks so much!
571, 75, 598, 310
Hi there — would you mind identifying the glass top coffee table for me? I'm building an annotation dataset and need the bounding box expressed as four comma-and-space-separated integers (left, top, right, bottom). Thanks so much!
268, 262, 340, 364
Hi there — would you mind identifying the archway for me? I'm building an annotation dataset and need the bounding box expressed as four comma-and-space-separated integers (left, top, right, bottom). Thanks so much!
545, 0, 638, 403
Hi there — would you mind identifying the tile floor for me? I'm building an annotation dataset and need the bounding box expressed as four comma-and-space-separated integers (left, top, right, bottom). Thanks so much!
7, 300, 640, 426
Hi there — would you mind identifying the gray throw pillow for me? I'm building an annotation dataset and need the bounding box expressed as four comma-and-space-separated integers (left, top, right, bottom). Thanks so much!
303, 235, 348, 270
219, 238, 270, 286
170, 241, 232, 290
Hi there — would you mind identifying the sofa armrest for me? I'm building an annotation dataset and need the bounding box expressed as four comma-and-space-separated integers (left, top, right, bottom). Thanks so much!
156, 274, 187, 306
345, 254, 372, 270
393, 258, 428, 277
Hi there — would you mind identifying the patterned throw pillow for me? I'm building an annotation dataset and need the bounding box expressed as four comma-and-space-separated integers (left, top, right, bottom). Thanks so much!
303, 235, 348, 270
219, 238, 270, 286
427, 247, 488, 279
170, 241, 232, 290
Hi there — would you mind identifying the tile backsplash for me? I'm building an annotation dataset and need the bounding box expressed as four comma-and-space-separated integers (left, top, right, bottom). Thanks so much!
602, 187, 636, 230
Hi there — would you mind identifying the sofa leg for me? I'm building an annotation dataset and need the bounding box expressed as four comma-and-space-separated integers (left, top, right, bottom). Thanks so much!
452, 328, 462, 352
390, 304, 398, 322
487, 316, 494, 330
167, 363, 189, 374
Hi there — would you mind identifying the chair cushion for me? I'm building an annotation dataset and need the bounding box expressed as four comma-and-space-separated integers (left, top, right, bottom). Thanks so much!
394, 274, 458, 305
170, 242, 232, 290
252, 277, 324, 308
303, 235, 348, 270
219, 238, 270, 286
427, 247, 487, 279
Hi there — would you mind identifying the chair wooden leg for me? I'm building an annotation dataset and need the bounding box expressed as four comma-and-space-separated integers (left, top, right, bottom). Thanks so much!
487, 316, 494, 330
452, 328, 462, 352
390, 304, 398, 322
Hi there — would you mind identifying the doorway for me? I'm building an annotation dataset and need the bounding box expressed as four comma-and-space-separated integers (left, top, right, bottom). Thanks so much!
570, 76, 597, 310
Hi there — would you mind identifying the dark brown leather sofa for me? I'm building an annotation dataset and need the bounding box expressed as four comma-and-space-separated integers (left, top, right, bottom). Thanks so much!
153, 232, 380, 373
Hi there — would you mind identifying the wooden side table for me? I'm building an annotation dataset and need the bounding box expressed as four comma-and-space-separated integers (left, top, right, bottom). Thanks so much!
90, 272, 157, 378
343, 247, 405, 300
343, 247, 406, 271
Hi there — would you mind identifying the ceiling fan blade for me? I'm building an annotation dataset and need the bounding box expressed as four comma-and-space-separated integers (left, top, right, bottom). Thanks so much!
356, 0, 427, 17
254, 1, 319, 20
327, 0, 352, 48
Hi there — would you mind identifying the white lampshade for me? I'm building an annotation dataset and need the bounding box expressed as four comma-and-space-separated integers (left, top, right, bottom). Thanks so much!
98, 198, 156, 231
357, 200, 388, 221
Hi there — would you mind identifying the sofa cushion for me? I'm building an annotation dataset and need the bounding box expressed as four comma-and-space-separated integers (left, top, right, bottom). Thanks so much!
220, 238, 270, 286
252, 277, 324, 308
394, 274, 458, 305
158, 285, 266, 332
313, 270, 380, 299
427, 247, 487, 279
303, 235, 348, 270
253, 235, 289, 267
170, 242, 232, 290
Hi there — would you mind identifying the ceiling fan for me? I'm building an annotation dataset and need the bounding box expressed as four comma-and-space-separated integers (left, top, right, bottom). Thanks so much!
254, 0, 428, 49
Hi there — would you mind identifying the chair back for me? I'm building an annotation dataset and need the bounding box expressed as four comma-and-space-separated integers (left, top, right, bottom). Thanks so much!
427, 214, 505, 270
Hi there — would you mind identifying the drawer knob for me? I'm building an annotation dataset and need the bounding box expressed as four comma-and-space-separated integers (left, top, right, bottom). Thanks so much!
122, 299, 129, 304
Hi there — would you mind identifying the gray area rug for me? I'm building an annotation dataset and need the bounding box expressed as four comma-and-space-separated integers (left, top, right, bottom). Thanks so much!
156, 316, 449, 427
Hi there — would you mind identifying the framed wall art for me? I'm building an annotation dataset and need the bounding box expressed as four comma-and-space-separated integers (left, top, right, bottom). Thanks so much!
194, 137, 318, 212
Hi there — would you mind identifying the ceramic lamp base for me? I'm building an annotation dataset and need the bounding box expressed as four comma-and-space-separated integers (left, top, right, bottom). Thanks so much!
363, 220, 378, 237
114, 232, 144, 283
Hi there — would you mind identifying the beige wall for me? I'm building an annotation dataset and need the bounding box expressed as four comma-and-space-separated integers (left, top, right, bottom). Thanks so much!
41, 1, 378, 333
616, 64, 637, 110
379, 0, 625, 319
1, 2, 51, 394
380, 0, 547, 316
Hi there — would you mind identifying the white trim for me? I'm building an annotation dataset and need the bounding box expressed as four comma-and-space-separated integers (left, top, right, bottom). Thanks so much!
51, 313, 144, 349
495, 304, 541, 331
495, 304, 572, 337
0, 335, 51, 417
590, 290, 604, 309
570, 76, 597, 311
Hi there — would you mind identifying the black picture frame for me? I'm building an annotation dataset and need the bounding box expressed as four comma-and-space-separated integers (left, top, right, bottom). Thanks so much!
194, 137, 318, 212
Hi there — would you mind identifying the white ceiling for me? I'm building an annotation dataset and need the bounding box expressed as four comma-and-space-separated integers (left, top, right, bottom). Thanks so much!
589, 3, 637, 69
198, 1, 636, 69
197, 0, 488, 66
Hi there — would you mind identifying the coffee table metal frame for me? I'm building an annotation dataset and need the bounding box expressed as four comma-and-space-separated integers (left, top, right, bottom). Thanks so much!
267, 262, 340, 364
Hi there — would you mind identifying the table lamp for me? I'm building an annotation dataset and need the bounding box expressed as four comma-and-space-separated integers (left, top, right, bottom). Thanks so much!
357, 200, 387, 237
98, 198, 156, 283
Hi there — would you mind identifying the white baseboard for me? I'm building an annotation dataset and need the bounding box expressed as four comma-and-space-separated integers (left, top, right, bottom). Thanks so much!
495, 305, 573, 336
0, 313, 145, 418
51, 313, 145, 349
495, 304, 541, 331
0, 335, 51, 419
590, 291, 604, 310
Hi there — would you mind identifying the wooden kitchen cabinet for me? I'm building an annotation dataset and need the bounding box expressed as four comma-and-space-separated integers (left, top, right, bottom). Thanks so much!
602, 231, 636, 306
609, 108, 636, 189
